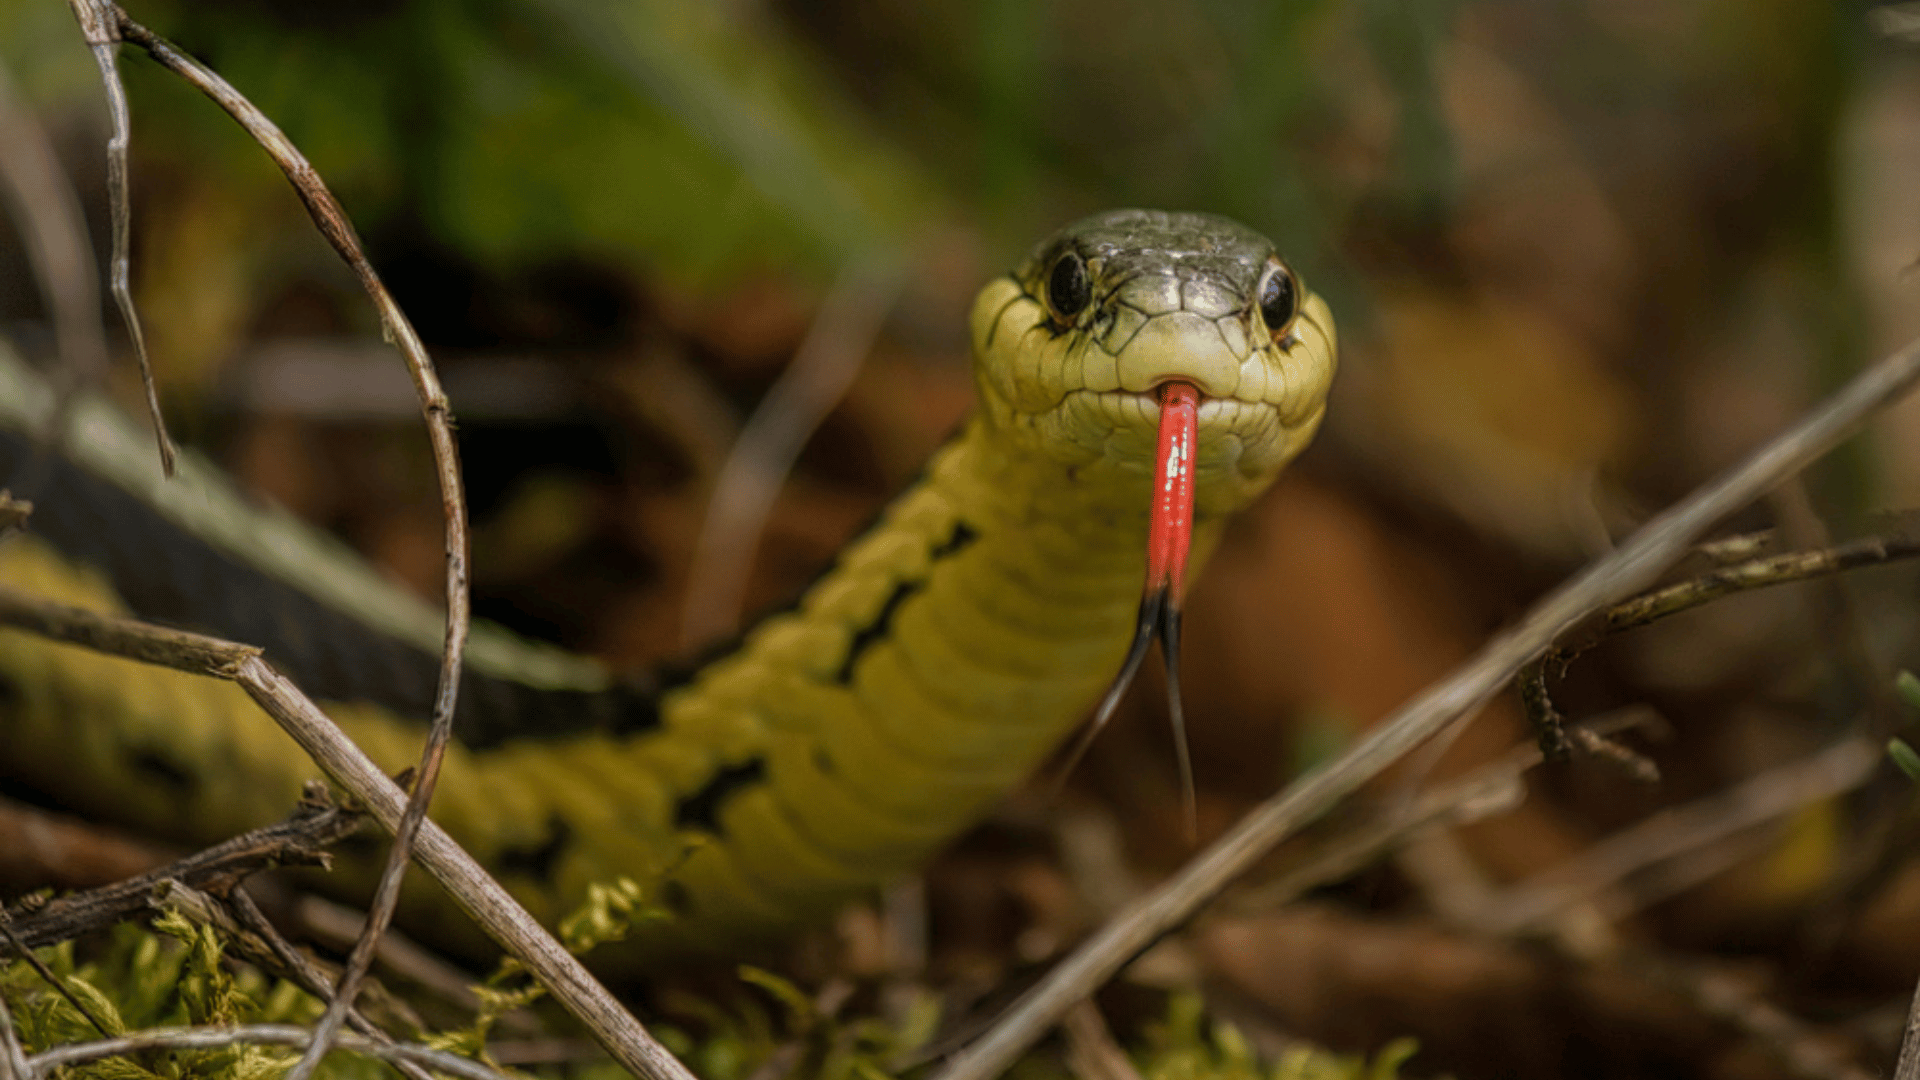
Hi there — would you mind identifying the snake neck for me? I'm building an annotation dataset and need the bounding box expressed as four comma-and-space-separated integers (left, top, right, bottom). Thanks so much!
938, 411, 1230, 584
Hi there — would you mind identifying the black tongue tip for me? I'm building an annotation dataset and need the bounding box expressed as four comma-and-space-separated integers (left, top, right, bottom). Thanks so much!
1054, 589, 1167, 789
1091, 588, 1165, 733
1159, 602, 1197, 843
1056, 587, 1200, 844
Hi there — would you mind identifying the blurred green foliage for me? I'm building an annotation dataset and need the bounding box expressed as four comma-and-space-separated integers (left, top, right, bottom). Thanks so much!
0, 0, 938, 288
0, 0, 1436, 289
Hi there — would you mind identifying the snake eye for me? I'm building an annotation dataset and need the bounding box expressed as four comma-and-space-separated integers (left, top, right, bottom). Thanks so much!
1045, 251, 1092, 324
1257, 261, 1299, 341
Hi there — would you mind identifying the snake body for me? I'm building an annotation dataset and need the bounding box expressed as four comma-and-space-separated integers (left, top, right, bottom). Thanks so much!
0, 210, 1334, 961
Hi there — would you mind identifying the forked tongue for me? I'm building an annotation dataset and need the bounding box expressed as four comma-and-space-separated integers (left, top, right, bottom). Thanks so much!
1059, 380, 1201, 838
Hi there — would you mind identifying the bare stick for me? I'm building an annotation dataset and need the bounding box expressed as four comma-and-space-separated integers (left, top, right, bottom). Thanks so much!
1601, 533, 1920, 636
1895, 977, 1920, 1080
293, 896, 505, 1023
1473, 737, 1878, 937
0, 590, 695, 1080
84, 10, 476, 1074
1525, 533, 1920, 757
1654, 954, 1873, 1080
1222, 746, 1531, 915
2, 789, 357, 950
26, 1023, 520, 1080
1061, 1002, 1145, 1080
0, 986, 28, 1080
62, 0, 173, 476
680, 259, 899, 647
188, 889, 437, 1080
930, 334, 1920, 1080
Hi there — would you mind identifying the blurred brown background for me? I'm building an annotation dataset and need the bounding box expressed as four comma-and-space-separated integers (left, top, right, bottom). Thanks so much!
5, 2, 1920, 1077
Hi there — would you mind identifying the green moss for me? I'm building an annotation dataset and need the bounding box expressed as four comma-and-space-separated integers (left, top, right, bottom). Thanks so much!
7, 886, 1422, 1080
0, 920, 390, 1080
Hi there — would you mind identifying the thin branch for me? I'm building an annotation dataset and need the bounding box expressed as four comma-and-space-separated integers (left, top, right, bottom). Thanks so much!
1525, 532, 1920, 755
292, 896, 518, 1027
1220, 745, 1532, 916
25, 1023, 519, 1080
0, 985, 29, 1080
177, 888, 437, 1080
0, 588, 695, 1080
1606, 533, 1920, 638
3, 785, 361, 949
680, 258, 900, 647
1650, 954, 1874, 1080
1895, 975, 1920, 1080
930, 332, 1920, 1080
62, 0, 173, 476
1470, 737, 1879, 937
1061, 1002, 1145, 1080
89, 10, 474, 1075
486, 1039, 606, 1066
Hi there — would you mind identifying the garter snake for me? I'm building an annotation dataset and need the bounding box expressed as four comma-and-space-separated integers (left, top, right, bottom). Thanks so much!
0, 209, 1335, 962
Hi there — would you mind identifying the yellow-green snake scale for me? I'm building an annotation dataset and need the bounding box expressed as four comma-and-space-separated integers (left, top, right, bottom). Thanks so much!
0, 210, 1335, 963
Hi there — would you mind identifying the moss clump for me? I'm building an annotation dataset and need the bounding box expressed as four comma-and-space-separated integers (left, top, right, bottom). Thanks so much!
0, 912, 387, 1080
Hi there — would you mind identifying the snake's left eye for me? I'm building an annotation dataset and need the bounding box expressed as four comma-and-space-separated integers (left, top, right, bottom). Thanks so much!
1045, 251, 1092, 325
1257, 260, 1299, 341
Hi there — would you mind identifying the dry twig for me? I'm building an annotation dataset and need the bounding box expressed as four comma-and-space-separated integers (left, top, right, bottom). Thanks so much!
1650, 954, 1873, 1080
1895, 981, 1920, 1080
1062, 1001, 1145, 1080
1603, 533, 1920, 637
1472, 737, 1879, 938
0, 791, 420, 1068
224, 890, 435, 1080
0, 589, 695, 1080
25, 1023, 519, 1080
61, 0, 171, 475
1525, 532, 1920, 756
931, 331, 1920, 1080
3, 786, 358, 950
293, 896, 508, 1023
58, 6, 480, 1075
680, 258, 900, 647
1222, 746, 1532, 916
0, 989, 27, 1080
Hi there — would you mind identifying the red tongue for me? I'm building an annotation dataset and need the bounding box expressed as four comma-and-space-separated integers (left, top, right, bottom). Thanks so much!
1147, 381, 1199, 601
1060, 381, 1202, 837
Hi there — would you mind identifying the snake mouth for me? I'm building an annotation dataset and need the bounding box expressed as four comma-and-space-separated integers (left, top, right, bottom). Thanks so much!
1025, 387, 1286, 486
1145, 375, 1204, 398
1056, 388, 1282, 441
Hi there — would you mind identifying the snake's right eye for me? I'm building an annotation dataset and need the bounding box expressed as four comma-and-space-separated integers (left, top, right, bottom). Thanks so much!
1045, 251, 1091, 325
1256, 259, 1300, 342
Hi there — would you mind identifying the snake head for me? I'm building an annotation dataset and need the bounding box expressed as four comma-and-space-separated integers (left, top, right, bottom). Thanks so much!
970, 208, 1336, 515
